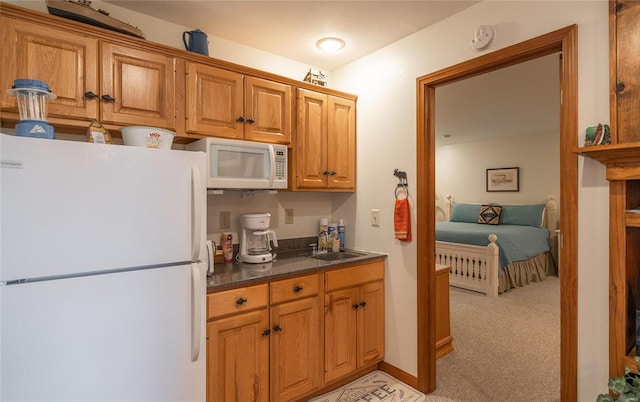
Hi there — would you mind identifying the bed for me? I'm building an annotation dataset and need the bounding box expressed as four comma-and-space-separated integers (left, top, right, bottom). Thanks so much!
435, 195, 558, 297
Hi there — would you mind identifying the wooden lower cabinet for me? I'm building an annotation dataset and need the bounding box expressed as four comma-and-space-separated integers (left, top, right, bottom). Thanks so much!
207, 309, 270, 402
270, 296, 322, 401
207, 274, 324, 402
325, 262, 385, 383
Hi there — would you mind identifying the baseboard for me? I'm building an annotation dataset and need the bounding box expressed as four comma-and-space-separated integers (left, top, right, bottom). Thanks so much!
377, 361, 418, 389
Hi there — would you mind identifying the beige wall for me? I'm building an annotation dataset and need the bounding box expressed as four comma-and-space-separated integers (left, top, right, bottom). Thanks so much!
436, 130, 561, 207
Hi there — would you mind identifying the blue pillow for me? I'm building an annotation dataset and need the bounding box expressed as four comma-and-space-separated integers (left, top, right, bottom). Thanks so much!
500, 204, 546, 226
450, 203, 482, 223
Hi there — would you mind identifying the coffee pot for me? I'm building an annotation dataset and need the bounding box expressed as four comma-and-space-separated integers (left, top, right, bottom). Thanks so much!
183, 28, 209, 56
239, 213, 278, 263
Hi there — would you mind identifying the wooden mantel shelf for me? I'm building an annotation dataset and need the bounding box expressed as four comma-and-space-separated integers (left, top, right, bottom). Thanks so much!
573, 142, 640, 181
573, 142, 640, 165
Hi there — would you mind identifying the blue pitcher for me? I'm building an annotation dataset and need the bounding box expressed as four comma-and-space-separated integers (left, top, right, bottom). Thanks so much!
183, 29, 209, 56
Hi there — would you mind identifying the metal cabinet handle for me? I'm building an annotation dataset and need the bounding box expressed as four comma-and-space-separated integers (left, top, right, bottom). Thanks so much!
236, 116, 245, 123
352, 303, 360, 310
261, 329, 271, 337
236, 297, 247, 305
246, 117, 255, 124
359, 301, 367, 308
329, 171, 337, 176
84, 91, 98, 99
293, 285, 303, 293
101, 94, 116, 103
273, 325, 283, 332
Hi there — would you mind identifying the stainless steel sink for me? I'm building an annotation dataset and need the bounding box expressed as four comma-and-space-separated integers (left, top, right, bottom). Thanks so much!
310, 251, 365, 261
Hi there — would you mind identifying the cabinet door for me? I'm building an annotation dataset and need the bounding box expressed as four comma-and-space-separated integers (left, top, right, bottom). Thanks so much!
207, 309, 269, 402
0, 16, 99, 120
296, 89, 328, 189
613, 0, 640, 143
270, 296, 322, 402
185, 62, 244, 139
357, 281, 385, 368
327, 96, 356, 190
245, 77, 292, 144
324, 288, 358, 383
100, 42, 176, 129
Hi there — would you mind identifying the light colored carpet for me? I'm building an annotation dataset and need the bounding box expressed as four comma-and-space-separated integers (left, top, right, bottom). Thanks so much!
310, 370, 426, 402
426, 276, 561, 401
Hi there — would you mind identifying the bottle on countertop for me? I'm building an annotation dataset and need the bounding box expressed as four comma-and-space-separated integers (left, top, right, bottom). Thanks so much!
338, 219, 345, 251
328, 222, 337, 251
221, 232, 233, 263
328, 222, 339, 252
319, 218, 329, 251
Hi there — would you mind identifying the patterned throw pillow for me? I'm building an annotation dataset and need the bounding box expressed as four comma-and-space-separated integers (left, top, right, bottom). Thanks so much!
478, 204, 502, 225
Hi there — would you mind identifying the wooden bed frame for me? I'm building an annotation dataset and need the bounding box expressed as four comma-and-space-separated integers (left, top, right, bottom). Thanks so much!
435, 195, 558, 297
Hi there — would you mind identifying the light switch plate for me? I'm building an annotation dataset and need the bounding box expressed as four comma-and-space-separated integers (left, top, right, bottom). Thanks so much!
285, 208, 294, 224
371, 209, 380, 226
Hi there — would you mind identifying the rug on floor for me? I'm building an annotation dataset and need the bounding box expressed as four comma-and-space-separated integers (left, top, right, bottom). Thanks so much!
309, 370, 426, 402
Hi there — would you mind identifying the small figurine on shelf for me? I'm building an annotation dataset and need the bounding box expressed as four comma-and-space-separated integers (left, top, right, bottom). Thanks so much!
584, 123, 611, 146
303, 69, 327, 87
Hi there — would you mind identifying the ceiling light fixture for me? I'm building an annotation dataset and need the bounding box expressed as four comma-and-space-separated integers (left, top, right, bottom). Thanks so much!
316, 37, 345, 52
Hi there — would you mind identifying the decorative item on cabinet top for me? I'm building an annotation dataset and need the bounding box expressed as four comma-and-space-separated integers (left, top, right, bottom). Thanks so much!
45, 0, 145, 39
304, 69, 327, 87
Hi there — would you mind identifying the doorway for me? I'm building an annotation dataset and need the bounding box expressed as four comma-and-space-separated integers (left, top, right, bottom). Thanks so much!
415, 26, 578, 401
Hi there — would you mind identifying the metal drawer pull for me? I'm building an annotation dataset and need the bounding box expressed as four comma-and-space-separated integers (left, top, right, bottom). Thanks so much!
236, 297, 247, 305
293, 285, 303, 293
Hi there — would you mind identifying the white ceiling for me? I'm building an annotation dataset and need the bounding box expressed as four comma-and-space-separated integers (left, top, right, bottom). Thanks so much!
436, 53, 561, 146
103, 0, 479, 71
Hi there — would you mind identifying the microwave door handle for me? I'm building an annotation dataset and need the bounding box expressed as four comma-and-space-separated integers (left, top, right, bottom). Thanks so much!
268, 145, 275, 187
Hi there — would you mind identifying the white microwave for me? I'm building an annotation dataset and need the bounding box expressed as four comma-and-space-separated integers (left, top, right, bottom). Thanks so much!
186, 138, 287, 190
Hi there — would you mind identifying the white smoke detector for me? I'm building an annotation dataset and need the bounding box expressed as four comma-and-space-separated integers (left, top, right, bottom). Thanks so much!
471, 25, 495, 51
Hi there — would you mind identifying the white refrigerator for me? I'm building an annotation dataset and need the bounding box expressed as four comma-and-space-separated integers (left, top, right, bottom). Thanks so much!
0, 133, 207, 401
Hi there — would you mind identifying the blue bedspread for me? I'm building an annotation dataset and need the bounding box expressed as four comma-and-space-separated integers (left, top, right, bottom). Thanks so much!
435, 221, 551, 269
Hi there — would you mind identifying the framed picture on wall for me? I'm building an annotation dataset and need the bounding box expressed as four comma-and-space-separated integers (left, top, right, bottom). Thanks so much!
486, 167, 519, 192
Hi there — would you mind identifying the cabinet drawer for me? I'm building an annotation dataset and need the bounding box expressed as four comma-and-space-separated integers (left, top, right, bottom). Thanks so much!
270, 274, 319, 304
325, 261, 384, 291
208, 284, 268, 319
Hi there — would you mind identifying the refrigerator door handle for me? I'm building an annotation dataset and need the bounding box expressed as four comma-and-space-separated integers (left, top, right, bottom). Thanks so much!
191, 165, 203, 262
190, 262, 202, 362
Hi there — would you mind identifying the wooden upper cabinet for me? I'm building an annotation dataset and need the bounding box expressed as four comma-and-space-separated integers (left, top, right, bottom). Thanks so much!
244, 76, 292, 144
100, 42, 176, 129
185, 62, 291, 144
611, 0, 640, 143
296, 89, 329, 189
327, 96, 356, 190
295, 89, 356, 191
0, 15, 175, 130
0, 16, 99, 121
185, 62, 244, 139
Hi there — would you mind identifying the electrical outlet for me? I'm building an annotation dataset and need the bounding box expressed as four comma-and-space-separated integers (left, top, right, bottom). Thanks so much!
285, 208, 294, 224
219, 211, 231, 229
371, 209, 380, 226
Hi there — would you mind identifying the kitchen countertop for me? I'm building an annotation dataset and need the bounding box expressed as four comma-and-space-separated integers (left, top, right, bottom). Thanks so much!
207, 249, 386, 292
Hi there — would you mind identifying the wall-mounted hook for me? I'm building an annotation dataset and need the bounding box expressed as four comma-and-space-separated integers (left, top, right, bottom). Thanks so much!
393, 169, 409, 198
393, 169, 408, 186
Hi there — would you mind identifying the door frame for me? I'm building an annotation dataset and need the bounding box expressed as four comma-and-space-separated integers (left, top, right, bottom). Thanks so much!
415, 25, 578, 401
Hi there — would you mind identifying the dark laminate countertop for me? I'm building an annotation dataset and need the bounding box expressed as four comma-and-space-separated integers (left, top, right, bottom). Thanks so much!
207, 249, 386, 292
